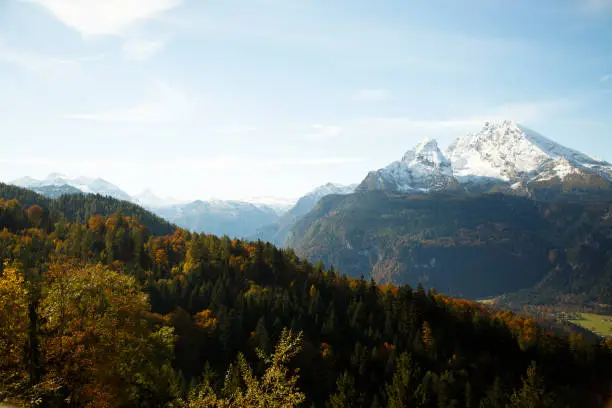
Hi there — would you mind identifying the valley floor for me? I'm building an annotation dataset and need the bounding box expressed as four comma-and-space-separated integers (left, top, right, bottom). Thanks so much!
567, 313, 612, 338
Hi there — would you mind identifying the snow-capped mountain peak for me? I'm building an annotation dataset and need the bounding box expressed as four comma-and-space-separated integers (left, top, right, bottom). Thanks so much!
134, 188, 184, 208
11, 176, 40, 187
11, 173, 133, 202
447, 120, 612, 183
44, 172, 69, 182
241, 196, 298, 215
359, 137, 456, 193
402, 137, 451, 172
359, 120, 612, 194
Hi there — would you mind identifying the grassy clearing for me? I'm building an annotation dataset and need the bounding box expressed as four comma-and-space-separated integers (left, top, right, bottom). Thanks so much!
475, 296, 500, 305
568, 313, 612, 337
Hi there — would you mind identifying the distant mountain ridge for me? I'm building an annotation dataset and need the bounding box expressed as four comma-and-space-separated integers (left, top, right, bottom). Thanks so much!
28, 184, 84, 198
153, 199, 280, 237
133, 188, 185, 209
238, 196, 297, 215
8, 173, 294, 237
12, 173, 133, 202
250, 182, 357, 246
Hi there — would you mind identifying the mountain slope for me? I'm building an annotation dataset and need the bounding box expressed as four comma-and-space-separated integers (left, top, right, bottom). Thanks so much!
0, 182, 176, 236
240, 196, 297, 215
289, 191, 560, 299
154, 199, 279, 237
290, 189, 612, 304
251, 182, 357, 246
284, 121, 612, 303
358, 139, 458, 193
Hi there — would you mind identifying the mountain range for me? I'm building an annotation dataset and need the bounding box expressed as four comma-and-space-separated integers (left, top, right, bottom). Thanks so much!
7, 173, 354, 239
154, 199, 280, 238
13, 173, 134, 201
7, 120, 612, 307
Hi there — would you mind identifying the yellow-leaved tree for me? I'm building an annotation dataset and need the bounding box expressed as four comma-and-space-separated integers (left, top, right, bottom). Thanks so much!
0, 264, 29, 399
184, 328, 305, 408
39, 263, 178, 407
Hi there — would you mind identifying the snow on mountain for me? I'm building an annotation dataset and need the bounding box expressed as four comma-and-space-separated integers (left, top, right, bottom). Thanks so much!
447, 120, 612, 184
11, 173, 133, 201
153, 199, 280, 238
240, 196, 298, 215
289, 182, 358, 221
359, 120, 612, 193
134, 188, 185, 209
358, 138, 457, 192
11, 176, 41, 187
29, 184, 84, 198
308, 182, 358, 199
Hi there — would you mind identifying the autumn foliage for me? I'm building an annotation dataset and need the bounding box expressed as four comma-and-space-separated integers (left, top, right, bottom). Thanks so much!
0, 198, 611, 407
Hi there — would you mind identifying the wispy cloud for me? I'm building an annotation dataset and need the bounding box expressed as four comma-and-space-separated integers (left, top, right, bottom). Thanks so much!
601, 74, 612, 83
0, 155, 363, 174
0, 157, 135, 171
0, 39, 104, 72
27, 0, 182, 37
159, 156, 364, 171
162, 4, 540, 74
27, 0, 182, 60
352, 89, 389, 102
65, 81, 195, 123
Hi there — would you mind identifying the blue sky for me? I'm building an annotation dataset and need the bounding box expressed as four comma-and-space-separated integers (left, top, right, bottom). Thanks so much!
0, 0, 611, 201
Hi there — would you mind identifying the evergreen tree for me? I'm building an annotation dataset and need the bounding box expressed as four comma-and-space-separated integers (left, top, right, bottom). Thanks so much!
327, 371, 363, 408
508, 362, 555, 408
386, 352, 419, 408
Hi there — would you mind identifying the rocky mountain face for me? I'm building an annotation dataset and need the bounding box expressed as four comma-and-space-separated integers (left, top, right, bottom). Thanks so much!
250, 182, 357, 246
359, 138, 458, 193
288, 190, 612, 303
358, 120, 612, 195
288, 121, 612, 304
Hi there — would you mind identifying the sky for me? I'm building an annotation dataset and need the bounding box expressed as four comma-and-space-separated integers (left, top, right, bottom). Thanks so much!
0, 0, 611, 201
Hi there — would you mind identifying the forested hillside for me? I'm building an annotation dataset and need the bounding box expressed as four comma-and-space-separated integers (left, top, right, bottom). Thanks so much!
0, 183, 176, 236
1, 197, 612, 407
288, 190, 612, 305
